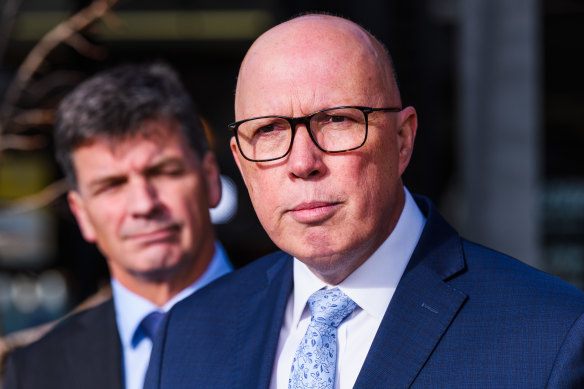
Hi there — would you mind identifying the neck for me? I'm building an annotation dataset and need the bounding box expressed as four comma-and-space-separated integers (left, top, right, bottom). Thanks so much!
120, 279, 189, 307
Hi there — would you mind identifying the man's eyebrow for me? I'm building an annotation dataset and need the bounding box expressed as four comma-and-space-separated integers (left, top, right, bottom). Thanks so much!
85, 156, 189, 191
144, 157, 187, 173
87, 174, 127, 192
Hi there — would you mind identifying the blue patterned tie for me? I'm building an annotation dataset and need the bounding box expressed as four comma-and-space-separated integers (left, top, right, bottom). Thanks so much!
289, 288, 357, 389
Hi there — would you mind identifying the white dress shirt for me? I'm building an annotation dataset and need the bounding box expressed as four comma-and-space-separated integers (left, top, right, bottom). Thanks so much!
112, 241, 232, 389
270, 189, 426, 389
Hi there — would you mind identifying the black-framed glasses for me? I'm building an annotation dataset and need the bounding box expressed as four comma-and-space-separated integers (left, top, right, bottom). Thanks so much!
228, 106, 402, 162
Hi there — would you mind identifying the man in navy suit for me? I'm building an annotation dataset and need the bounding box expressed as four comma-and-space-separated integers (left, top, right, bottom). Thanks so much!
3, 63, 232, 389
146, 14, 584, 388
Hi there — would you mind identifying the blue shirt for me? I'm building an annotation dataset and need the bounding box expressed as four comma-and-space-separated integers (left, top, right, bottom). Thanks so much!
112, 241, 232, 389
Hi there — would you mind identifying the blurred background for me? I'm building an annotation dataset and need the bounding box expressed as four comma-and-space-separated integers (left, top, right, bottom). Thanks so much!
0, 0, 582, 338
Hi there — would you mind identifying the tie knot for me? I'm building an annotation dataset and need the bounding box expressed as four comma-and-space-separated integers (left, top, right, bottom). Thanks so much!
140, 311, 165, 340
308, 288, 356, 328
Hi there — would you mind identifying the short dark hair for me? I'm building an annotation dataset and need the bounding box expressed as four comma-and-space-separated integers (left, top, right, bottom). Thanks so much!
54, 62, 209, 188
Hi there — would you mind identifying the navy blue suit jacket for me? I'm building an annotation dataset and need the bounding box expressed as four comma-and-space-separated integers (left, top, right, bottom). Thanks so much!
146, 197, 584, 388
3, 299, 123, 389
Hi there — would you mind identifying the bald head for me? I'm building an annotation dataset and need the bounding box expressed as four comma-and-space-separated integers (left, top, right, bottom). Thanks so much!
235, 14, 401, 119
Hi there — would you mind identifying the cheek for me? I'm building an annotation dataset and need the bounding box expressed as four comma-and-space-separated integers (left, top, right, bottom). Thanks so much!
163, 174, 205, 205
340, 147, 397, 207
247, 178, 273, 217
87, 199, 122, 234
84, 205, 122, 253
329, 153, 374, 190
172, 180, 213, 228
239, 165, 263, 204
242, 168, 282, 225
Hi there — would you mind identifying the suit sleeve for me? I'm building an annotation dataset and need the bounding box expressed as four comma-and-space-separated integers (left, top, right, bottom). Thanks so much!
3, 351, 21, 389
546, 312, 584, 388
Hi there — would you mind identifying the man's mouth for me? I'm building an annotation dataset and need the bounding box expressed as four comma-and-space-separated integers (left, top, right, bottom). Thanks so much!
289, 201, 341, 224
125, 224, 181, 243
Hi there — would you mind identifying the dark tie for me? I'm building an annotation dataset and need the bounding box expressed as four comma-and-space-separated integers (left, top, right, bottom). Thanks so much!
140, 311, 165, 341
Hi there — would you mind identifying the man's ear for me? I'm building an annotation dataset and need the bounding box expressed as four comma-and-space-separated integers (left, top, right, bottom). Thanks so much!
230, 136, 249, 188
230, 137, 243, 174
396, 106, 418, 176
68, 191, 97, 243
202, 152, 222, 208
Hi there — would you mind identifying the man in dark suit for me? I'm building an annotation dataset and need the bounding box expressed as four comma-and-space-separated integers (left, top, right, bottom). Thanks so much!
3, 63, 232, 389
146, 14, 584, 388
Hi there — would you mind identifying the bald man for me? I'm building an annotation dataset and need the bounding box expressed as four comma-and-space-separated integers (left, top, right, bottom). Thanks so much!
146, 15, 584, 388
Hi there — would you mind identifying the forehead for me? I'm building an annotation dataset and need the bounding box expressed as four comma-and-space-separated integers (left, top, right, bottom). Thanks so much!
235, 19, 388, 119
80, 117, 190, 154
72, 120, 195, 177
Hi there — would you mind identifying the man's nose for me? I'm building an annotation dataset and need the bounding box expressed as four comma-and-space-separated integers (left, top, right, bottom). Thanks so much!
127, 178, 161, 216
287, 124, 326, 179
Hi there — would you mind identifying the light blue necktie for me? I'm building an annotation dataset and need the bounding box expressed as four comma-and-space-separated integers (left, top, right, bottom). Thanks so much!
289, 288, 357, 389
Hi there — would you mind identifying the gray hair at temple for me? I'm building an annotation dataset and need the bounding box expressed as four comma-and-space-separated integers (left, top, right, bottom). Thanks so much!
54, 62, 210, 189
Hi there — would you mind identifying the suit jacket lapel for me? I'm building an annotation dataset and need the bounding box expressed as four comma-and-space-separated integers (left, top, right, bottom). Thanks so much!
66, 299, 124, 389
355, 197, 468, 389
232, 252, 294, 389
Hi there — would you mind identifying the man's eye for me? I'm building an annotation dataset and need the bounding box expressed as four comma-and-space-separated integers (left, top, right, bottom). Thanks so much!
257, 124, 277, 134
158, 167, 185, 176
149, 162, 187, 177
329, 115, 349, 123
94, 180, 124, 195
317, 112, 358, 126
253, 123, 286, 136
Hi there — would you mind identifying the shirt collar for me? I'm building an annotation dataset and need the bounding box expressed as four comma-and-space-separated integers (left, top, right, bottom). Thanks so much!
291, 188, 426, 326
113, 241, 232, 348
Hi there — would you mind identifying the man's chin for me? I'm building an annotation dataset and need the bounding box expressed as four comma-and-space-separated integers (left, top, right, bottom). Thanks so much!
132, 264, 181, 283
131, 248, 183, 282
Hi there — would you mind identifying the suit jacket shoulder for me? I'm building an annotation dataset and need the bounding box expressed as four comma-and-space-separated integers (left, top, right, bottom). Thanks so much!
356, 196, 584, 388
3, 298, 123, 389
147, 251, 293, 389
